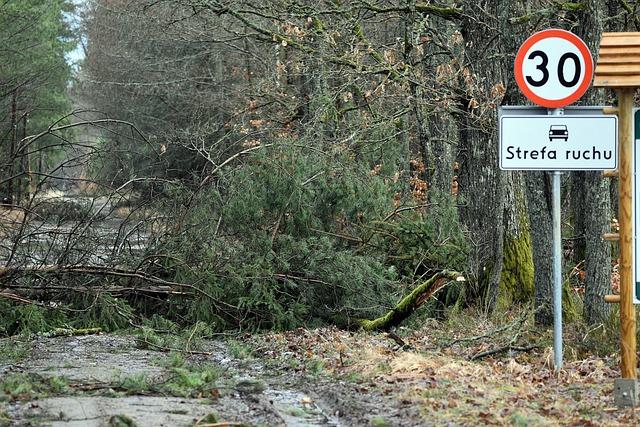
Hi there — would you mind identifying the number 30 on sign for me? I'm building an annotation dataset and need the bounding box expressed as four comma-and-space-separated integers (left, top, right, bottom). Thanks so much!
514, 29, 593, 108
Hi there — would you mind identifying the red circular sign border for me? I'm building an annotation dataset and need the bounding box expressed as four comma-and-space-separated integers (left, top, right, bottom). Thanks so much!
514, 29, 594, 109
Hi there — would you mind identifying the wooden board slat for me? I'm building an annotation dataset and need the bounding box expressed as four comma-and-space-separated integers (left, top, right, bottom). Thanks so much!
595, 64, 640, 75
597, 57, 640, 65
593, 74, 640, 87
598, 46, 640, 56
598, 51, 640, 60
600, 35, 640, 47
602, 32, 640, 37
600, 39, 640, 47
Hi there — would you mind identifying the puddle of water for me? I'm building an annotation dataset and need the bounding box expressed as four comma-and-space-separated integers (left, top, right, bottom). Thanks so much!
209, 341, 340, 427
267, 387, 340, 427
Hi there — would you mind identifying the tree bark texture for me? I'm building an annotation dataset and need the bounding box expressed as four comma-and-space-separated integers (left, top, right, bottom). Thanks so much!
525, 172, 554, 326
501, 171, 534, 303
573, 0, 612, 325
457, 1, 529, 312
583, 172, 612, 324
425, 19, 459, 196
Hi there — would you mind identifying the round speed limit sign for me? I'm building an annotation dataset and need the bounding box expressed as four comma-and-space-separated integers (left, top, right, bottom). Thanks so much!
514, 29, 593, 108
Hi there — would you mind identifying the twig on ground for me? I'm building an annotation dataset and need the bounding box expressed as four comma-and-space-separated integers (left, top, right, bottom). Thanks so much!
470, 344, 539, 361
441, 311, 530, 349
386, 331, 413, 350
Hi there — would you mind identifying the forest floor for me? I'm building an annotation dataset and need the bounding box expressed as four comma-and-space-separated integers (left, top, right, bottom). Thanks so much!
0, 312, 638, 426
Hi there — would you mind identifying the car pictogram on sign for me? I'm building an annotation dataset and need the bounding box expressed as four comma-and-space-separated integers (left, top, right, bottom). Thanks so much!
549, 125, 568, 141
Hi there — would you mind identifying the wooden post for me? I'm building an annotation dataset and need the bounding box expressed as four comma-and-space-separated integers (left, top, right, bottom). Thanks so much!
617, 88, 636, 380
594, 32, 640, 407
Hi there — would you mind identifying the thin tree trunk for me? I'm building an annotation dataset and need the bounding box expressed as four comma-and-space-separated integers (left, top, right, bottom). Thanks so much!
526, 172, 554, 325
425, 19, 458, 196
575, 0, 611, 325
8, 90, 17, 202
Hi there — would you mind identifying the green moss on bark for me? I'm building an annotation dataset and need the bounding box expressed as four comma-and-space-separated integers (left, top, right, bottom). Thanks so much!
335, 270, 463, 331
562, 280, 579, 322
500, 228, 534, 304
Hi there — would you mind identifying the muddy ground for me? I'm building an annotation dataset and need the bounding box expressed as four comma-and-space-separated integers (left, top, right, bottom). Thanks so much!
0, 332, 417, 426
1, 316, 639, 426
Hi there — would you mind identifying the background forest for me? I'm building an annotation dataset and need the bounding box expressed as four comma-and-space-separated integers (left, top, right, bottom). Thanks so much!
0, 0, 633, 335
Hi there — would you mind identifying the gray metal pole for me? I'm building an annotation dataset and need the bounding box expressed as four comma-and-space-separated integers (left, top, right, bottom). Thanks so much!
552, 170, 563, 370
549, 107, 563, 370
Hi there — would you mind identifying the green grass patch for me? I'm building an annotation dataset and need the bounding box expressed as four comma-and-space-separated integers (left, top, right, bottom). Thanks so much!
0, 338, 30, 364
510, 411, 547, 427
370, 416, 392, 427
288, 407, 305, 416
0, 372, 69, 401
134, 322, 213, 353
227, 339, 252, 359
305, 358, 326, 377
107, 414, 138, 427
116, 361, 222, 398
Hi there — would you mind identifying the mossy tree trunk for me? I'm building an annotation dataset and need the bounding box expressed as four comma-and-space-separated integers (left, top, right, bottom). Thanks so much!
500, 175, 534, 305
495, 4, 534, 307
456, 0, 531, 313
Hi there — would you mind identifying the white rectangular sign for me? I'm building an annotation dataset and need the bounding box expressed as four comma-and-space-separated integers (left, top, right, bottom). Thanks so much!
499, 115, 618, 170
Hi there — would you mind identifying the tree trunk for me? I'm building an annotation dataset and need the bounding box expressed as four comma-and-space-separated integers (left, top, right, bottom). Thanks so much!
573, 0, 612, 325
501, 171, 534, 304
525, 172, 554, 325
456, 115, 505, 312
7, 91, 17, 202
402, 7, 430, 190
496, 5, 534, 307
583, 173, 612, 323
426, 20, 459, 196
457, 1, 528, 312
404, 9, 458, 197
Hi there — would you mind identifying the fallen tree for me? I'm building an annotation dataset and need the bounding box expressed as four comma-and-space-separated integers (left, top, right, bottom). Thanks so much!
0, 265, 463, 332
332, 270, 464, 331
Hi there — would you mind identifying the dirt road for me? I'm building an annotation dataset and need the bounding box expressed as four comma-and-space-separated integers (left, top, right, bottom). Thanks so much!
0, 332, 419, 426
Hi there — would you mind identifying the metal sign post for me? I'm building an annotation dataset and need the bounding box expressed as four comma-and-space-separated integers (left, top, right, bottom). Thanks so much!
549, 109, 564, 370
511, 29, 597, 372
500, 104, 618, 370
552, 170, 562, 368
